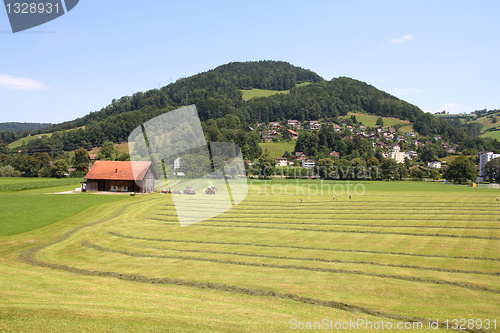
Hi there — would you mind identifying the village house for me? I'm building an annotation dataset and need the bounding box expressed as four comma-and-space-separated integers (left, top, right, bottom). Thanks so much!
301, 159, 316, 169
261, 135, 273, 142
309, 121, 320, 130
83, 161, 155, 193
275, 157, 288, 167
428, 161, 442, 169
405, 151, 418, 159
287, 128, 299, 139
389, 150, 405, 163
330, 151, 340, 158
287, 119, 298, 126
295, 152, 307, 160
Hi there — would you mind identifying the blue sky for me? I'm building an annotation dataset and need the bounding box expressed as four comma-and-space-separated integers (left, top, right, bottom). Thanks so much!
1, 0, 499, 123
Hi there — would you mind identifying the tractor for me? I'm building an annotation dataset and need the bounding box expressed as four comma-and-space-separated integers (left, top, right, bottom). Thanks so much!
183, 186, 196, 195
205, 186, 217, 194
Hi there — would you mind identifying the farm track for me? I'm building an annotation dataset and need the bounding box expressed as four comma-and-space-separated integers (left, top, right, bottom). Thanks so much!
109, 231, 500, 262
18, 201, 493, 333
81, 241, 499, 294
153, 214, 500, 229
148, 218, 500, 240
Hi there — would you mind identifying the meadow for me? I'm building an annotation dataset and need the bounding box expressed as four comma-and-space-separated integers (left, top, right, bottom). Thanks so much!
259, 141, 296, 158
340, 112, 413, 131
0, 179, 498, 332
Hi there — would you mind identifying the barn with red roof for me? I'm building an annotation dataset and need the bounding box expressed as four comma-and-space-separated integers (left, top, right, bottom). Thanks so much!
83, 161, 155, 193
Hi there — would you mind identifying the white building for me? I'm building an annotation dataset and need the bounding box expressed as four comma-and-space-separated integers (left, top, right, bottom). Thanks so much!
428, 161, 442, 169
389, 151, 405, 163
302, 159, 316, 169
478, 152, 500, 181
275, 158, 288, 167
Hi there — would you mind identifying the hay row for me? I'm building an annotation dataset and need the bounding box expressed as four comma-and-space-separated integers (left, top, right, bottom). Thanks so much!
109, 231, 500, 262
149, 218, 500, 240
153, 214, 500, 230
134, 243, 498, 276
81, 241, 499, 295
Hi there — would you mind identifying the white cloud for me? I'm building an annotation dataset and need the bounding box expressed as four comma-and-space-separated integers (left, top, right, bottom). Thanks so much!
0, 74, 49, 90
389, 34, 413, 43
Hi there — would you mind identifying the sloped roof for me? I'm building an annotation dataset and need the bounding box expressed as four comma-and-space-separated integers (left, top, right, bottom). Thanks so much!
85, 161, 152, 181
287, 129, 298, 135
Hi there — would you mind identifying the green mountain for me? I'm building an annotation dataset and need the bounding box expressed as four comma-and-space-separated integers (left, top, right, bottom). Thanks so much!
35, 61, 421, 137
5, 60, 499, 156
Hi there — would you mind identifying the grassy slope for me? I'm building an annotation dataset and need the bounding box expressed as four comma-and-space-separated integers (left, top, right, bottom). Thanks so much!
462, 110, 500, 140
259, 141, 296, 158
481, 130, 500, 140
240, 82, 312, 100
8, 126, 85, 149
341, 112, 413, 131
0, 180, 498, 332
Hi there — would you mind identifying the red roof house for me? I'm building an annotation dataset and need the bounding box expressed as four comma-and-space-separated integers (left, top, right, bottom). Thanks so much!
83, 161, 155, 193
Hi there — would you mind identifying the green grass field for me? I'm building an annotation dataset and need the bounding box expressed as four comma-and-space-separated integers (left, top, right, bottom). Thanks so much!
259, 141, 296, 158
0, 180, 499, 332
240, 82, 312, 100
341, 112, 413, 131
481, 130, 500, 140
8, 126, 85, 149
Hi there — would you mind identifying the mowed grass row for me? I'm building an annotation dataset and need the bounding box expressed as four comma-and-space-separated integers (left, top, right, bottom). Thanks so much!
24, 180, 499, 331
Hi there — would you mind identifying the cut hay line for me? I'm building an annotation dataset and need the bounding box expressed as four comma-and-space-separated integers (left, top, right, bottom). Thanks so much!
149, 218, 500, 240
17, 204, 489, 333
153, 214, 500, 229
108, 231, 500, 262
157, 211, 499, 222
160, 207, 500, 216
81, 241, 500, 294
238, 199, 500, 206
134, 243, 499, 276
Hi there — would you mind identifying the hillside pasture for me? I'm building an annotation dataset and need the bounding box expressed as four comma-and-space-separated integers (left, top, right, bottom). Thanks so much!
1, 180, 498, 332
240, 82, 312, 100
341, 112, 412, 130
259, 141, 296, 158
8, 126, 85, 149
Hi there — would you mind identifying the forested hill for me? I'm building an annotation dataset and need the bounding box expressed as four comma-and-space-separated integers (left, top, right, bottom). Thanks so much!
37, 60, 324, 133
242, 77, 423, 123
0, 122, 52, 132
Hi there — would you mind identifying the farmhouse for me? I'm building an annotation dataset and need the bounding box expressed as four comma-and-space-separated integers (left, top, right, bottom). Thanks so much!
275, 157, 288, 167
287, 128, 299, 139
83, 161, 155, 193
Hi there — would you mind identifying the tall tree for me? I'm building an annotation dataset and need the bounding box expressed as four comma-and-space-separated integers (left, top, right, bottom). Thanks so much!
256, 149, 276, 178
444, 155, 477, 184
74, 148, 90, 172
380, 158, 398, 180
484, 157, 500, 183
50, 159, 69, 178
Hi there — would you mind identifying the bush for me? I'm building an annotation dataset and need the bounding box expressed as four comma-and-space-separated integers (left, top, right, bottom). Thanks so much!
0, 165, 15, 177
70, 170, 86, 178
